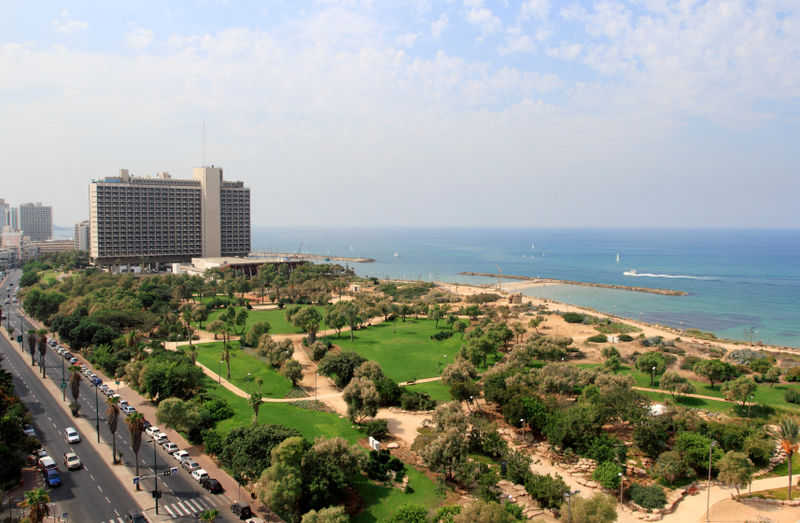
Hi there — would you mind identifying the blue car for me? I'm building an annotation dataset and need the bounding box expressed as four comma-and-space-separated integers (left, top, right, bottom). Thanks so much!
43, 468, 62, 487
91, 377, 103, 386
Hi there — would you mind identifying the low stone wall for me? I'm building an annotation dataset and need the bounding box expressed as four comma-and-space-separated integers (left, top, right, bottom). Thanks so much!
739, 496, 800, 507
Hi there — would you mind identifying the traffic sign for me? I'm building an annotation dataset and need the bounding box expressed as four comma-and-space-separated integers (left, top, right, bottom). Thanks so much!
163, 470, 171, 476
60, 382, 67, 389
133, 476, 139, 485
170, 467, 178, 475
151, 490, 162, 499
115, 380, 120, 385
62, 513, 68, 519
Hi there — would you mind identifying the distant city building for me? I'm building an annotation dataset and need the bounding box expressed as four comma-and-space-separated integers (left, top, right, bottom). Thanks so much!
33, 240, 75, 254
74, 220, 90, 251
89, 167, 250, 266
0, 199, 18, 231
18, 202, 52, 242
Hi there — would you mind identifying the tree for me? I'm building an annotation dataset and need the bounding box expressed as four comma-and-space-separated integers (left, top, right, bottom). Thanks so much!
428, 304, 443, 329
635, 351, 666, 387
763, 366, 782, 388
107, 396, 120, 464
342, 377, 380, 422
302, 437, 366, 510
242, 321, 272, 347
27, 330, 37, 366
18, 487, 50, 523
441, 360, 480, 403
199, 509, 220, 522
654, 451, 691, 483
717, 451, 754, 496
156, 397, 199, 433
281, 359, 303, 387
603, 355, 622, 374
318, 351, 367, 389
774, 417, 800, 500
525, 473, 569, 510
421, 426, 469, 480
69, 364, 81, 416
221, 340, 233, 379
693, 358, 737, 388
126, 411, 145, 489
221, 424, 302, 484
256, 436, 308, 523
301, 506, 349, 523
453, 500, 516, 523
287, 306, 323, 344
660, 371, 696, 399
721, 376, 758, 407
248, 376, 264, 424
234, 307, 249, 335
592, 461, 623, 489
559, 492, 617, 523
601, 346, 620, 359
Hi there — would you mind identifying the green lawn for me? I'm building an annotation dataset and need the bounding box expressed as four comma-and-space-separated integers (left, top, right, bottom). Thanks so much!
404, 381, 452, 403
185, 341, 293, 399
196, 306, 323, 335
352, 466, 442, 523
324, 318, 494, 383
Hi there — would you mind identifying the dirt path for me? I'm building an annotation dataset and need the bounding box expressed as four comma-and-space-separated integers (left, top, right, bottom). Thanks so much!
631, 386, 742, 405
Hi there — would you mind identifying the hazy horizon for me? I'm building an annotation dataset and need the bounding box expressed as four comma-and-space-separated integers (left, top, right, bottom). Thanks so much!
3, 1, 799, 229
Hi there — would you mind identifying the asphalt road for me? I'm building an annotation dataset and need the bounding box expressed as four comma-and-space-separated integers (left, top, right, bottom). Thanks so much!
1, 270, 241, 523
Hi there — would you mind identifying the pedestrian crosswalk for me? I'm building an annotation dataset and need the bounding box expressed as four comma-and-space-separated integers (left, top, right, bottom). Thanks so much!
98, 495, 224, 522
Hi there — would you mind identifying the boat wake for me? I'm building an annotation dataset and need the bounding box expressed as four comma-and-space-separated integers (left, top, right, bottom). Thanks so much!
623, 269, 715, 280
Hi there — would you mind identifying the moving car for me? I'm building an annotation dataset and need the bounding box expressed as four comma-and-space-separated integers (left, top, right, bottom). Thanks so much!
65, 427, 80, 443
63, 452, 81, 470
43, 468, 62, 487
231, 502, 253, 520
200, 477, 224, 493
191, 469, 209, 482
126, 509, 147, 523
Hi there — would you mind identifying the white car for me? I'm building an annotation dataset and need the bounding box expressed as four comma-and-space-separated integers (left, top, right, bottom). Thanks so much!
121, 405, 136, 415
182, 460, 201, 472
191, 469, 209, 482
172, 450, 190, 462
65, 427, 80, 444
153, 433, 169, 444
145, 426, 161, 438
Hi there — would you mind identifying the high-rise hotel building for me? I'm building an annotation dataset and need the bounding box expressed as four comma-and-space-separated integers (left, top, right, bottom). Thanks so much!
89, 167, 250, 266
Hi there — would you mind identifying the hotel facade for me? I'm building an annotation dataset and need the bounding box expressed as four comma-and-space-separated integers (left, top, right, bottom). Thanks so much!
89, 167, 250, 266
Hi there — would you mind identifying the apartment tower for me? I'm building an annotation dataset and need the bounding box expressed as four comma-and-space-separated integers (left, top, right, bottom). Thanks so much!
18, 202, 53, 241
89, 167, 250, 266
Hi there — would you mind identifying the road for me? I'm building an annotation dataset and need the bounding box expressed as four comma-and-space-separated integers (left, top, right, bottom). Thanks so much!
1, 270, 241, 523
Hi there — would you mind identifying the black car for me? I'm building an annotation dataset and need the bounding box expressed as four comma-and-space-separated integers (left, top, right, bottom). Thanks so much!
231, 502, 253, 520
126, 509, 147, 523
201, 477, 224, 493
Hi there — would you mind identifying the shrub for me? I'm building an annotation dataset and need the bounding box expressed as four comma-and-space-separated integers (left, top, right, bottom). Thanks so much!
786, 366, 800, 382
592, 461, 622, 489
654, 451, 692, 483
365, 449, 405, 482
431, 331, 454, 341
525, 473, 569, 509
618, 334, 634, 342
586, 434, 627, 465
503, 449, 533, 486
785, 389, 800, 404
587, 334, 608, 343
680, 355, 702, 370
364, 419, 390, 440
400, 391, 437, 411
311, 342, 330, 361
202, 429, 224, 456
563, 312, 584, 324
627, 483, 666, 509
466, 293, 501, 304
562, 493, 618, 523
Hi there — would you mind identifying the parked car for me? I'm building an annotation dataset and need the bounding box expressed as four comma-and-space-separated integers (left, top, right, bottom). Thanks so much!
153, 433, 169, 444
231, 502, 253, 520
23, 425, 36, 438
142, 419, 151, 430
38, 456, 57, 472
48, 338, 57, 347
191, 469, 209, 482
172, 450, 190, 462
182, 460, 201, 472
162, 442, 179, 454
145, 426, 161, 438
68, 357, 78, 364
126, 509, 147, 523
91, 377, 103, 386
63, 452, 81, 470
65, 427, 80, 444
121, 405, 136, 415
201, 477, 224, 494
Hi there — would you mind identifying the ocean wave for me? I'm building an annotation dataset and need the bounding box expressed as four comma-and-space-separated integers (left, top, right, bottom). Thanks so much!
623, 270, 715, 280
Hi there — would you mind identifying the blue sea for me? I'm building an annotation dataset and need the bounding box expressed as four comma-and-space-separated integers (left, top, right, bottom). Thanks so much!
253, 227, 800, 349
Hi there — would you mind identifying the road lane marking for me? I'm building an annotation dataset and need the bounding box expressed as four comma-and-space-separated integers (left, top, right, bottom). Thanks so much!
105, 496, 111, 503
186, 498, 204, 511
163, 504, 177, 518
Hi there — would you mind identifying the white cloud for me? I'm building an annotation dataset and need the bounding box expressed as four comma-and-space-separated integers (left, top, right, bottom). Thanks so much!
396, 32, 422, 48
520, 0, 550, 20
465, 2, 501, 34
52, 10, 88, 35
500, 26, 535, 54
126, 28, 154, 49
546, 41, 582, 61
431, 13, 449, 39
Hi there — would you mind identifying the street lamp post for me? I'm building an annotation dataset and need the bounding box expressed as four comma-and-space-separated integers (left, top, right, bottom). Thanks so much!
651, 366, 656, 391
706, 440, 717, 522
520, 419, 525, 444
94, 383, 100, 443
61, 356, 66, 401
218, 360, 223, 385
748, 395, 754, 418
564, 490, 580, 523
618, 473, 624, 503
153, 439, 159, 515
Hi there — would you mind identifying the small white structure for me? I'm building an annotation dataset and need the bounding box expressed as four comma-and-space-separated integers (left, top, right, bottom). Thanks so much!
368, 436, 381, 451
649, 404, 666, 416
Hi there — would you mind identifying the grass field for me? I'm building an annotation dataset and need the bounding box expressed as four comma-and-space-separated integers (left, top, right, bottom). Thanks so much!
201, 376, 441, 521
195, 305, 324, 335
404, 381, 452, 402
184, 341, 293, 399
324, 318, 486, 383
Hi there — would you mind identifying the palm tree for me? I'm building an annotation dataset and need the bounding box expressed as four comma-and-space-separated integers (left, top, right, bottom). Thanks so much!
221, 341, 232, 379
249, 376, 263, 424
775, 417, 800, 500
37, 331, 48, 378
198, 508, 219, 522
18, 487, 50, 523
68, 365, 81, 416
107, 396, 120, 464
126, 412, 145, 489
187, 347, 198, 366
27, 330, 37, 366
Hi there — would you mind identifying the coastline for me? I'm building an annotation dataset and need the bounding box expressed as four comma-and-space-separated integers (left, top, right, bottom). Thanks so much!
434, 280, 800, 353
459, 271, 687, 296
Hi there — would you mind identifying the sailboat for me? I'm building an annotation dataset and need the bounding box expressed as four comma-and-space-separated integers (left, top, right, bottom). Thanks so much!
616, 253, 620, 263
531, 242, 535, 249
393, 252, 400, 258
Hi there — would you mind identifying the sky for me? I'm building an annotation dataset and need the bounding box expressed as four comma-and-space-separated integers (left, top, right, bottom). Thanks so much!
1, 0, 798, 229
